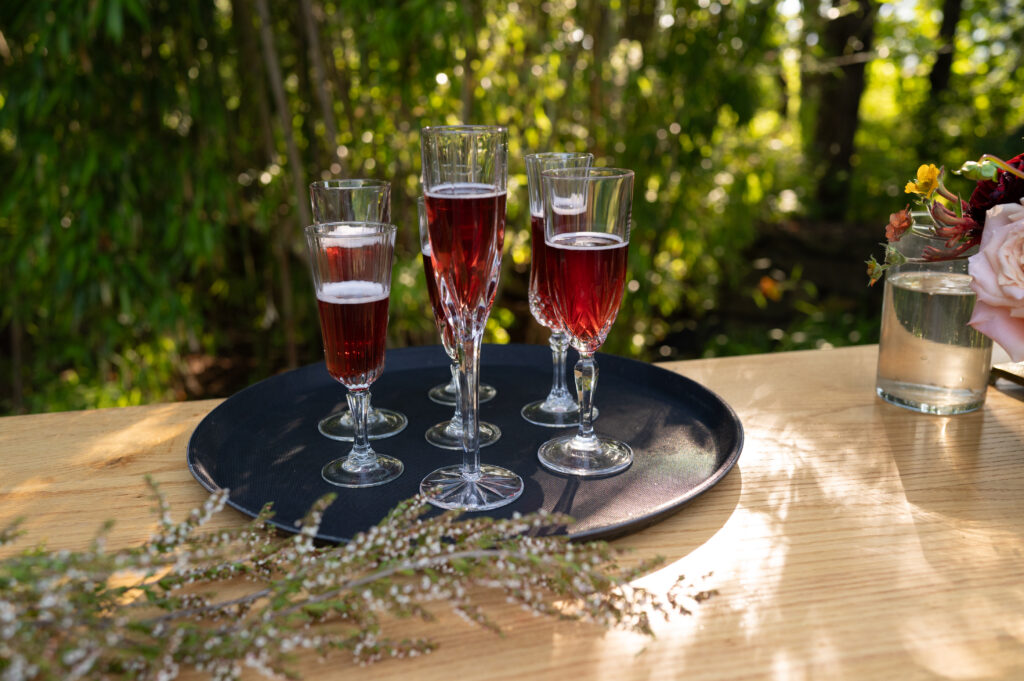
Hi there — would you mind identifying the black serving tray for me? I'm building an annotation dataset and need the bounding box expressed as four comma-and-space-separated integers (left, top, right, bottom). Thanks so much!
187, 344, 743, 542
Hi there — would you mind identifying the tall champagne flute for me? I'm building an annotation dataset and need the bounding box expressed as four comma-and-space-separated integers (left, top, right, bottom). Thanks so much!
418, 197, 501, 449
537, 168, 634, 476
305, 222, 403, 487
419, 125, 523, 510
521, 152, 596, 426
309, 179, 407, 441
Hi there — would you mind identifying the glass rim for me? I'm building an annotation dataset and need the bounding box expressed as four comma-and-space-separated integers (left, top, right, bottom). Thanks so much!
524, 151, 594, 161
309, 178, 390, 190
421, 124, 508, 135
540, 167, 634, 180
304, 221, 396, 240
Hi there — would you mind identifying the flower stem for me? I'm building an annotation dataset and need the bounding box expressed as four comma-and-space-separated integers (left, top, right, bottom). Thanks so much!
980, 154, 1024, 182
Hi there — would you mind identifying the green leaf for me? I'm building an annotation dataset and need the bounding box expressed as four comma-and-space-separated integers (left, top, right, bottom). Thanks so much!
106, 0, 125, 42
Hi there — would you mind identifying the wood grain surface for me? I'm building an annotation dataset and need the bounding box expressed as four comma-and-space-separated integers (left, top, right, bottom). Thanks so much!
1, 345, 1022, 680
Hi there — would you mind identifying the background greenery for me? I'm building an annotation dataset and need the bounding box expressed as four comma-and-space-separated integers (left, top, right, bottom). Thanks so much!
2, 0, 1022, 414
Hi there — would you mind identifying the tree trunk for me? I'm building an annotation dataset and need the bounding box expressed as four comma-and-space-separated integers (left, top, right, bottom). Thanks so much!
622, 0, 656, 45
10, 315, 23, 414
300, 0, 346, 175
233, 0, 277, 166
255, 0, 309, 369
916, 0, 962, 158
804, 0, 877, 220
928, 0, 962, 99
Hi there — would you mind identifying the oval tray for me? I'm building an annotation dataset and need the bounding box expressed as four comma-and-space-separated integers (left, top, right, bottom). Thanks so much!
187, 344, 743, 542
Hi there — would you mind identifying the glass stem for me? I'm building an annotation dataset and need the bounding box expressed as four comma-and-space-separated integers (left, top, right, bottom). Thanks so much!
548, 331, 570, 400
448, 361, 463, 436
364, 393, 380, 425
456, 336, 482, 478
346, 388, 375, 468
574, 352, 598, 443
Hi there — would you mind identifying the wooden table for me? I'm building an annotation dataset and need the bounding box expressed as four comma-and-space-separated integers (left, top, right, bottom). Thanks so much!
2, 345, 1023, 680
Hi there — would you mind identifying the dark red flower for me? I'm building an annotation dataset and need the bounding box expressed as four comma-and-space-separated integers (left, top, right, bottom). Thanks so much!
968, 153, 1024, 225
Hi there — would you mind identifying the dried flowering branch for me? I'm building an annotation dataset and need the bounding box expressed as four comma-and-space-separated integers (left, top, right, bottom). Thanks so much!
0, 478, 712, 680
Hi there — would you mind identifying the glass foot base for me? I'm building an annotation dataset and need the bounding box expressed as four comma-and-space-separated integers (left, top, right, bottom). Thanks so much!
420, 464, 524, 511
427, 382, 497, 406
318, 408, 408, 441
875, 384, 985, 415
425, 420, 501, 450
538, 434, 633, 477
521, 400, 597, 427
322, 454, 403, 488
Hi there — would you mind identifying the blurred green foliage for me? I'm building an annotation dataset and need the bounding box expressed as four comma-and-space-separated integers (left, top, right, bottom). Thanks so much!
1, 0, 1023, 414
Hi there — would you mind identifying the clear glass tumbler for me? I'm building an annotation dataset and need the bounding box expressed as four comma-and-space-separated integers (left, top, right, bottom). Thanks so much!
875, 216, 993, 415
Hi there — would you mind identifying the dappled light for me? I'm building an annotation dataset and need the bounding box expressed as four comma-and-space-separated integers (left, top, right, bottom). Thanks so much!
542, 346, 1024, 679
0, 402, 228, 554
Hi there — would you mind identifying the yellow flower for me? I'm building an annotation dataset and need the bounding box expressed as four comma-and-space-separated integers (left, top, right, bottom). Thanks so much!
905, 163, 940, 198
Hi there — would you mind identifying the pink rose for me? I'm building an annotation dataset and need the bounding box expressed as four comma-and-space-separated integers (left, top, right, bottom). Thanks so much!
967, 200, 1024, 361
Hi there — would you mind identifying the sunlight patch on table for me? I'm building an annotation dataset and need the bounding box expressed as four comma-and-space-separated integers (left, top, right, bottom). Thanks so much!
72, 406, 194, 467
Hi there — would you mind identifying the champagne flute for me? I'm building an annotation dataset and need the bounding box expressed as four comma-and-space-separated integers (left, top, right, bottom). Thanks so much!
537, 168, 634, 476
418, 197, 501, 449
419, 125, 524, 510
305, 221, 403, 487
309, 179, 407, 441
521, 152, 596, 426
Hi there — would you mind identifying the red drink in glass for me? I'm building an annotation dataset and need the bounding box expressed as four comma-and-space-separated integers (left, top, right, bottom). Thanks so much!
528, 214, 561, 330
316, 280, 390, 387
418, 124, 522, 510
547, 232, 628, 354
324, 242, 388, 282
425, 183, 506, 325
421, 246, 457, 354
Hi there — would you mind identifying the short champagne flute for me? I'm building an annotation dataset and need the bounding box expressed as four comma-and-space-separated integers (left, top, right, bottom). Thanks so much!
305, 221, 403, 487
521, 152, 596, 427
537, 168, 634, 476
418, 197, 501, 449
419, 125, 524, 510
309, 179, 407, 441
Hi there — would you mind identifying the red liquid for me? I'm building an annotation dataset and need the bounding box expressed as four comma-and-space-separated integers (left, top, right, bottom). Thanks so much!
547, 233, 628, 353
425, 184, 506, 328
325, 242, 389, 281
528, 214, 561, 330
422, 248, 456, 354
316, 281, 390, 387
